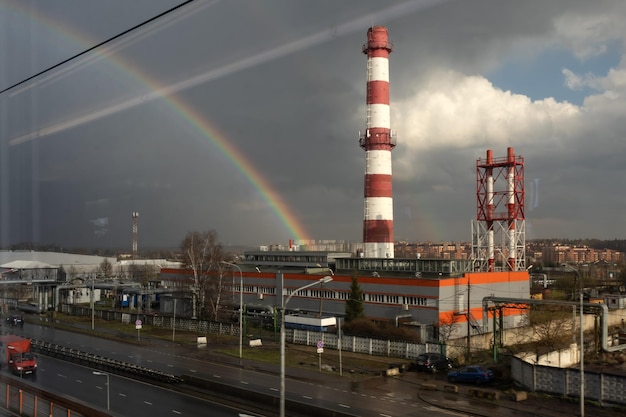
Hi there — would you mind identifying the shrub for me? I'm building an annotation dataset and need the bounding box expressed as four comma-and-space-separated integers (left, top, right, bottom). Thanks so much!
343, 318, 420, 343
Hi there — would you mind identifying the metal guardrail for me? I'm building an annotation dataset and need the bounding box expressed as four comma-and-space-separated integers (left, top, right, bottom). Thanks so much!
29, 339, 183, 384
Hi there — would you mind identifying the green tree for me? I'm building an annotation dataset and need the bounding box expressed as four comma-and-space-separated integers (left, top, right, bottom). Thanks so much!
345, 274, 364, 322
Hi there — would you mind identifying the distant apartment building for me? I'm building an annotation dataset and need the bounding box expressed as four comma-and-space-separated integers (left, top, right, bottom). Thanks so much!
539, 244, 624, 265
280, 240, 624, 267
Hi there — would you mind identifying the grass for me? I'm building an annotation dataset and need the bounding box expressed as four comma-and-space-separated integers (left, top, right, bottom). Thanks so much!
30, 313, 411, 378
216, 339, 411, 378
31, 312, 201, 345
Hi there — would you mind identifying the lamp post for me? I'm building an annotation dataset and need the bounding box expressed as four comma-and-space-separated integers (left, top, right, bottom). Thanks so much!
91, 276, 95, 331
172, 298, 177, 342
337, 316, 343, 376
221, 261, 243, 360
280, 276, 333, 417
567, 265, 584, 417
92, 371, 110, 411
576, 268, 584, 417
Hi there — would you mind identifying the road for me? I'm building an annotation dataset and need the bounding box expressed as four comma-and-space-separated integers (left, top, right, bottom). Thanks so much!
17, 355, 251, 417
8, 321, 511, 417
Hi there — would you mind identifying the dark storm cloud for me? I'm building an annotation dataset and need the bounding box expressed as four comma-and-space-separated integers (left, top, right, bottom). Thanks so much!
2, 0, 626, 249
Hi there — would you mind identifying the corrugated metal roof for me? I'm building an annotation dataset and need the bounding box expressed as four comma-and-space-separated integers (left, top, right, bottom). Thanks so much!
0, 251, 115, 272
0, 260, 56, 269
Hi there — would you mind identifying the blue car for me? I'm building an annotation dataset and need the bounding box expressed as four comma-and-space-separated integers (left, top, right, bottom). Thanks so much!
447, 366, 494, 385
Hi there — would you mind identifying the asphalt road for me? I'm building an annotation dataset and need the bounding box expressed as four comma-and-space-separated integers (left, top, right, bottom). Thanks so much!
6, 321, 481, 417
6, 353, 262, 417
9, 320, 603, 417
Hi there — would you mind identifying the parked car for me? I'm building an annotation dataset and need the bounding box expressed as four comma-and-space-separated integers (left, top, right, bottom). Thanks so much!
5, 314, 24, 327
414, 353, 453, 373
447, 366, 495, 385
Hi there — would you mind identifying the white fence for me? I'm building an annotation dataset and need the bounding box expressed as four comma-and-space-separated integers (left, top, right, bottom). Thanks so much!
69, 306, 444, 359
511, 355, 626, 406
287, 328, 442, 359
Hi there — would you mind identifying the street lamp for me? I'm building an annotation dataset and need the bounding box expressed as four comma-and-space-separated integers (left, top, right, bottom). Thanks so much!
221, 261, 243, 360
91, 276, 95, 331
577, 269, 585, 417
566, 265, 584, 417
280, 276, 333, 417
92, 371, 110, 411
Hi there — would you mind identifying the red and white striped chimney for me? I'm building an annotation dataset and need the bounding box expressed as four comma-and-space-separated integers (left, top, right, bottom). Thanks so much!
360, 26, 395, 258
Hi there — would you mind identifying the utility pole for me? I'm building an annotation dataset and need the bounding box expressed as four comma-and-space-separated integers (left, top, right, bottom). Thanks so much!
466, 278, 471, 363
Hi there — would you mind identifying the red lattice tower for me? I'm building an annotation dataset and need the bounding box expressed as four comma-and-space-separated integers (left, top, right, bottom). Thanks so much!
473, 147, 525, 271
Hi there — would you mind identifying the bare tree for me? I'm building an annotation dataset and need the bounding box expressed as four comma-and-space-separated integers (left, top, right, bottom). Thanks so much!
437, 312, 461, 343
99, 258, 113, 278
522, 304, 574, 360
181, 230, 225, 320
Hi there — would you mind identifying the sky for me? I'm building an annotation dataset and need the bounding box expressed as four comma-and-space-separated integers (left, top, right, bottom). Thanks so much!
1, 0, 626, 250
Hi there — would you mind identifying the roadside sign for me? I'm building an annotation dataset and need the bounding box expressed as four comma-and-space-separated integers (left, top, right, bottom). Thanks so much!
135, 319, 142, 329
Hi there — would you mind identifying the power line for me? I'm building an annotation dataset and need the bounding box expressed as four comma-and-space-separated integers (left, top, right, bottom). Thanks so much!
0, 0, 195, 96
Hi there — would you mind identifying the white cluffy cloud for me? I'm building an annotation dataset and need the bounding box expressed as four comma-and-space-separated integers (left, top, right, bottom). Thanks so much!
392, 70, 580, 179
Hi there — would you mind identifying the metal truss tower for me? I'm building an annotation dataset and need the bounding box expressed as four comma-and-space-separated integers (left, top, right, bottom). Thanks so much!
472, 147, 525, 272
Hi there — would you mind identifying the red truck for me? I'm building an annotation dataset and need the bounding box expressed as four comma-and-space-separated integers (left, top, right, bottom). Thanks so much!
0, 335, 37, 376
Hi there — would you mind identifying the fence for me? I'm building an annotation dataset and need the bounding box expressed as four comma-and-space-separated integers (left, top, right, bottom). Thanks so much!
287, 328, 442, 358
511, 355, 626, 406
66, 305, 439, 360
0, 374, 109, 417
30, 340, 182, 383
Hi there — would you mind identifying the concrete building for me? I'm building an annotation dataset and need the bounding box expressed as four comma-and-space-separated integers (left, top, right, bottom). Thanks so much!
160, 250, 530, 342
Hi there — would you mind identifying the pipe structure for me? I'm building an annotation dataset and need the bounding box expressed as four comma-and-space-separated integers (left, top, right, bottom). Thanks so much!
481, 296, 619, 352
360, 26, 395, 259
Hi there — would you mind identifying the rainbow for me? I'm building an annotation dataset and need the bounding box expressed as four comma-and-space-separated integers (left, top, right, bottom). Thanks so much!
3, 2, 311, 243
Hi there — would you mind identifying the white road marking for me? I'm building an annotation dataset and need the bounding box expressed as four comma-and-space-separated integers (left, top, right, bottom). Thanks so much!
119, 393, 127, 397
423, 406, 467, 416
75, 380, 82, 383
144, 401, 153, 405
172, 410, 182, 415
302, 395, 313, 400
270, 387, 279, 392
57, 374, 67, 378
339, 404, 350, 408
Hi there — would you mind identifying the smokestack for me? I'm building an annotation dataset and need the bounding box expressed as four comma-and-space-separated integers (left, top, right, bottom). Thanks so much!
132, 211, 139, 259
359, 26, 395, 258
